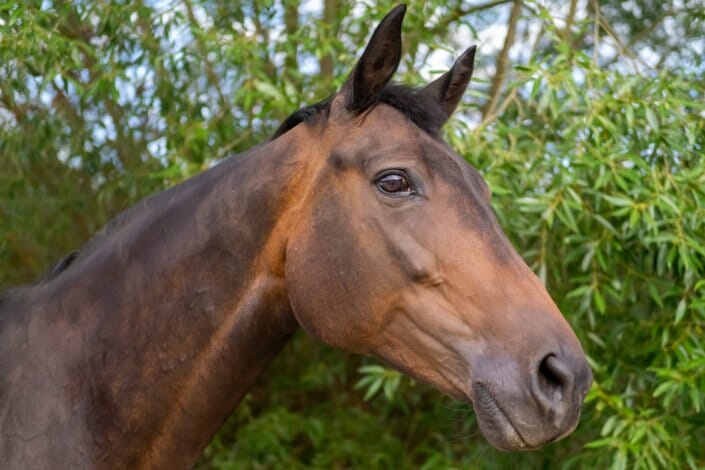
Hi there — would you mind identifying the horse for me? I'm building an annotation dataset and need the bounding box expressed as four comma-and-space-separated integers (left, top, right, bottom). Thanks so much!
0, 5, 591, 468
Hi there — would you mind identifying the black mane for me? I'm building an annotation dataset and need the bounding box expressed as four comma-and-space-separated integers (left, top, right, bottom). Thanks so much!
272, 84, 447, 139
46, 251, 80, 279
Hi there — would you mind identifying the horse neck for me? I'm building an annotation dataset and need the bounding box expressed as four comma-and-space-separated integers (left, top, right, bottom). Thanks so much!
26, 130, 309, 467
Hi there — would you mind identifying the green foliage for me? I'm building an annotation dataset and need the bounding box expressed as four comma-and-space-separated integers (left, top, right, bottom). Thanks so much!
355, 365, 404, 401
2, 1, 704, 468
451, 50, 705, 469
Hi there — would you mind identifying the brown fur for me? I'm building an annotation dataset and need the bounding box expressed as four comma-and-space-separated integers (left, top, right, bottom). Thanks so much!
0, 5, 591, 468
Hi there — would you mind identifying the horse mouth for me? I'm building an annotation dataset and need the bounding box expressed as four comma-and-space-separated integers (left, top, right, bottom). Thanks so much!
472, 382, 530, 451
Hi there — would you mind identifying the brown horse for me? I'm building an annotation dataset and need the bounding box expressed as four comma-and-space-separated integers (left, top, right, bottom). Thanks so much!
0, 5, 591, 469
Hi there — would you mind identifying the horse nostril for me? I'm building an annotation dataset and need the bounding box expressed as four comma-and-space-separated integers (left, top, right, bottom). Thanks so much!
539, 355, 565, 394
535, 354, 574, 410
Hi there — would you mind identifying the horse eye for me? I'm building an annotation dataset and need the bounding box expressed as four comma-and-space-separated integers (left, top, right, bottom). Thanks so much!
376, 172, 413, 196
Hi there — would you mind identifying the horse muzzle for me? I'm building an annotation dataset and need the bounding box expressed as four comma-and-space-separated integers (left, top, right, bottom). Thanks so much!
468, 350, 593, 451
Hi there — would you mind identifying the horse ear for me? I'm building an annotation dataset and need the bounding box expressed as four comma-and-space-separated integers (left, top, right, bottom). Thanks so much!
342, 4, 406, 113
422, 45, 477, 124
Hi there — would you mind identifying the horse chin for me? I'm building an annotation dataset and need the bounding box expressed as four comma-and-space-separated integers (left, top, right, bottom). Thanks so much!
471, 382, 532, 452
421, 372, 533, 451
470, 381, 581, 452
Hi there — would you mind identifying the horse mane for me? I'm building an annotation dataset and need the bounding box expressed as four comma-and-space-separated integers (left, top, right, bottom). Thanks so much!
43, 180, 193, 281
46, 251, 80, 279
272, 84, 447, 139
43, 201, 154, 280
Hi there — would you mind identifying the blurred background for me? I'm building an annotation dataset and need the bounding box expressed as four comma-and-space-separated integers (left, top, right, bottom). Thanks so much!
1, 1, 704, 468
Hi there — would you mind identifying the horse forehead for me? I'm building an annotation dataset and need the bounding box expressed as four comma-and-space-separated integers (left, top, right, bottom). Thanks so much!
363, 105, 471, 176
360, 104, 420, 138
414, 133, 484, 192
326, 104, 484, 192
326, 128, 421, 169
328, 106, 437, 163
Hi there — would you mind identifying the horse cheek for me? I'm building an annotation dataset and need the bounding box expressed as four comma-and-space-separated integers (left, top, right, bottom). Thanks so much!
283, 209, 374, 353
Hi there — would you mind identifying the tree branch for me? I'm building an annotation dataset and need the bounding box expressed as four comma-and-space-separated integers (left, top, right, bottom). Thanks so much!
319, 0, 340, 81
562, 0, 578, 41
284, 0, 300, 72
433, 0, 514, 34
183, 0, 228, 111
481, 0, 522, 119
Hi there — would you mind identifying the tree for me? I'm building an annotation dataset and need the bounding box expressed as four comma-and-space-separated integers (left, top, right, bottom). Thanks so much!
1, 1, 703, 468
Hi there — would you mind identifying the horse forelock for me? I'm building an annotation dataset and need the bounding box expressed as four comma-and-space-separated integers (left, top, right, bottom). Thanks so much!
272, 83, 448, 140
